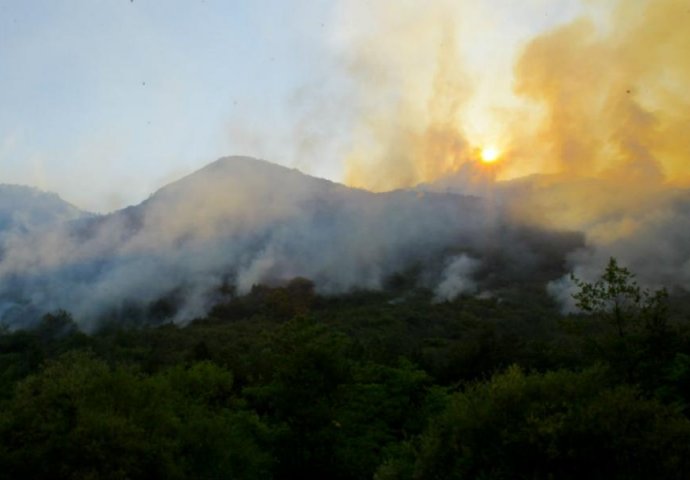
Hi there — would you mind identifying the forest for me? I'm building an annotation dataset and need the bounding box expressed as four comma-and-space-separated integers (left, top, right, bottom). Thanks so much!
2, 259, 690, 479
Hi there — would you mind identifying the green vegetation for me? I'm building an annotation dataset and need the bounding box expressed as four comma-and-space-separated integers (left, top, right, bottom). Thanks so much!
2, 263, 690, 479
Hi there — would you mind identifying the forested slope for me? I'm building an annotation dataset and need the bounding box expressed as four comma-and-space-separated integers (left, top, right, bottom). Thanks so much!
1, 262, 690, 479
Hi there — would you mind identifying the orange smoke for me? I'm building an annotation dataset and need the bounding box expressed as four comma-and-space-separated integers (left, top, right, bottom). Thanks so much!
515, 0, 690, 184
344, 17, 474, 190
342, 0, 690, 191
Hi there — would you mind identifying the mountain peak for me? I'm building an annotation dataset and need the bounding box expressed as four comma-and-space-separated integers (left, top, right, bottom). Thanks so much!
206, 155, 291, 169
147, 155, 340, 207
0, 184, 87, 233
194, 156, 305, 180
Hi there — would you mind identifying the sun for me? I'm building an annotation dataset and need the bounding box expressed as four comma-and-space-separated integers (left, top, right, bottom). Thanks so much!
480, 146, 500, 163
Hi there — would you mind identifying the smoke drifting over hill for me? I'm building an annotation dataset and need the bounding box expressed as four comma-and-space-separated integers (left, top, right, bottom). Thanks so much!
335, 0, 690, 309
1, 0, 688, 328
2, 153, 689, 329
0, 157, 583, 330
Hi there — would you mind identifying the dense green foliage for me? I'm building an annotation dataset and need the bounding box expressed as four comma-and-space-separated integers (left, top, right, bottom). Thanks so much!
2, 264, 690, 479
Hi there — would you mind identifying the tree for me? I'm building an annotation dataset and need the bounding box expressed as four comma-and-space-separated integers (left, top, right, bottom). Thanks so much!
385, 366, 690, 480
571, 258, 668, 338
0, 352, 274, 480
570, 258, 676, 387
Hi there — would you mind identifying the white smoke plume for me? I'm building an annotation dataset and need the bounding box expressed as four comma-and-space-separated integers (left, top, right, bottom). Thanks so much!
3, 154, 689, 327
0, 156, 582, 330
433, 254, 480, 303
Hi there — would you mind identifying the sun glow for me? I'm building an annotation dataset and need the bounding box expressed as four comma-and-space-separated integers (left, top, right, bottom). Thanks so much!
480, 146, 500, 163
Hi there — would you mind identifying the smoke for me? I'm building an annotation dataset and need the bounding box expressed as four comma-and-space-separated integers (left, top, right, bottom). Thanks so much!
331, 0, 690, 306
337, 0, 690, 187
2, 1, 689, 326
513, 0, 690, 298
0, 157, 516, 329
433, 254, 480, 303
338, 0, 477, 191
546, 188, 690, 305
513, 0, 690, 183
0, 156, 587, 330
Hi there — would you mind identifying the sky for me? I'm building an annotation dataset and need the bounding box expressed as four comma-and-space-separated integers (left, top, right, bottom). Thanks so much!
0, 0, 595, 212
0, 0, 687, 212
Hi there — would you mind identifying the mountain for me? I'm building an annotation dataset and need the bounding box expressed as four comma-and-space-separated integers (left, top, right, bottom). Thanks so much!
0, 156, 581, 330
0, 184, 88, 234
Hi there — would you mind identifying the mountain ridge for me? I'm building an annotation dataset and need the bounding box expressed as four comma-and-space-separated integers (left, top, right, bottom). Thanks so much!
0, 183, 90, 235
0, 155, 582, 330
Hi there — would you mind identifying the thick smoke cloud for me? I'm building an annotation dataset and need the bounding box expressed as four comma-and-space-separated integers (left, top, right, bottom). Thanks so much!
545, 187, 690, 311
513, 0, 690, 182
341, 2, 476, 191
338, 0, 690, 186
428, 171, 690, 309
334, 0, 690, 306
510, 0, 690, 298
0, 157, 580, 330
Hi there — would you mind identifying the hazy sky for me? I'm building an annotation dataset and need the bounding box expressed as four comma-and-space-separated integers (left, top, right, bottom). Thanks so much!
0, 0, 590, 212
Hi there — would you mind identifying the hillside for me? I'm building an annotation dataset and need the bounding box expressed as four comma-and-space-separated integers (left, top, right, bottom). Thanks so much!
0, 156, 581, 329
0, 184, 87, 234
1, 257, 690, 479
